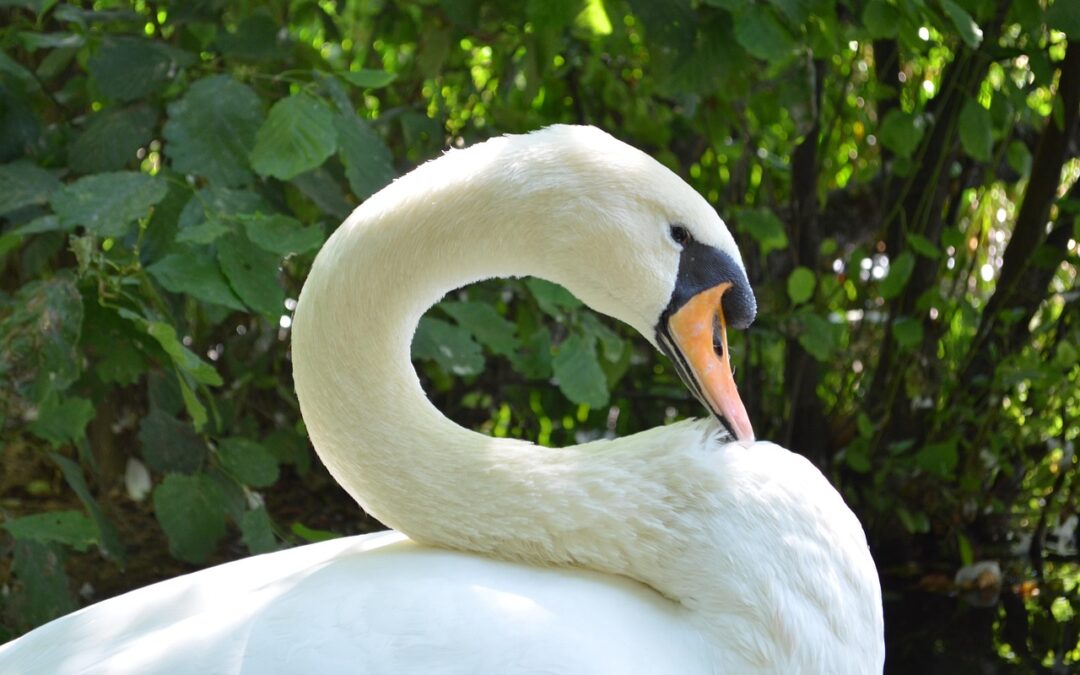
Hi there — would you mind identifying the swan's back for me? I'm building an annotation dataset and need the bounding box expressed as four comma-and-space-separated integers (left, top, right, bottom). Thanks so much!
0, 531, 709, 675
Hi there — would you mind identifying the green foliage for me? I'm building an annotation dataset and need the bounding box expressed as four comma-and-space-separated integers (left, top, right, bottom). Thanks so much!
51, 172, 167, 237
786, 267, 816, 305
879, 110, 925, 158
552, 332, 609, 409
959, 100, 993, 162
138, 408, 207, 473
739, 208, 789, 257
152, 473, 227, 563
216, 438, 279, 488
28, 395, 94, 447
0, 0, 1077, 665
162, 76, 264, 186
2, 511, 96, 552
250, 94, 337, 180
413, 316, 485, 376
0, 161, 61, 214
879, 251, 915, 299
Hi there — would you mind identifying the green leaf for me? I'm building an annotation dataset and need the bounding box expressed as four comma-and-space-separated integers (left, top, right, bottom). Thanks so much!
896, 507, 930, 534
338, 69, 397, 89
217, 438, 279, 488
0, 232, 21, 262
733, 8, 795, 63
163, 75, 265, 186
50, 171, 167, 237
552, 333, 609, 408
240, 214, 324, 256
582, 313, 625, 362
81, 304, 147, 386
45, 453, 123, 557
510, 328, 553, 379
240, 507, 278, 554
957, 532, 974, 567
251, 94, 338, 181
1006, 140, 1032, 177
738, 208, 789, 256
291, 168, 352, 220
137, 408, 207, 474
527, 0, 582, 30
216, 234, 285, 317
862, 0, 901, 38
0, 161, 61, 215
291, 522, 340, 543
916, 440, 958, 478
70, 105, 156, 174
334, 114, 396, 200
798, 312, 837, 362
146, 367, 183, 419
17, 32, 82, 51
1048, 0, 1080, 40
878, 110, 924, 159
627, 0, 695, 56
891, 316, 924, 349
11, 215, 62, 235
48, 452, 123, 560
576, 0, 613, 35
880, 251, 915, 299
660, 14, 742, 97
153, 473, 227, 563
215, 11, 284, 61
35, 42, 77, 81
844, 444, 872, 473
786, 266, 816, 305
412, 316, 485, 376
2, 511, 97, 552
147, 251, 246, 311
9, 540, 75, 632
87, 37, 194, 103
141, 320, 222, 386
1054, 340, 1078, 370
0, 277, 82, 403
178, 186, 271, 233
767, 0, 812, 24
176, 374, 208, 432
525, 278, 583, 315
176, 218, 231, 245
263, 430, 311, 474
28, 395, 94, 447
958, 99, 993, 162
940, 0, 983, 47
905, 233, 941, 259
440, 301, 519, 356
941, 227, 965, 251
0, 49, 40, 90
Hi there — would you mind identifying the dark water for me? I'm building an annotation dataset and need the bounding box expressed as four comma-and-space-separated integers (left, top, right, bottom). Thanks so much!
884, 562, 1079, 674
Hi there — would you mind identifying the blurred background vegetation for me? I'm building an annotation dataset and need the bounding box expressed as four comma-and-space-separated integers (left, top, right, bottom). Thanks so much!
0, 0, 1078, 671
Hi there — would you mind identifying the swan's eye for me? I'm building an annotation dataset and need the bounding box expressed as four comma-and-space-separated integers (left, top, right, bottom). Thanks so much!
669, 225, 691, 246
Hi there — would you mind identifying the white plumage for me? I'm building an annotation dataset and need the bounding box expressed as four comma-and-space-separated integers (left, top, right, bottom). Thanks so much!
0, 126, 884, 674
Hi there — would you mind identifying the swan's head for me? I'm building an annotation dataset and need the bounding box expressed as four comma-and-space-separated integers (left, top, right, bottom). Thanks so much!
505, 126, 757, 441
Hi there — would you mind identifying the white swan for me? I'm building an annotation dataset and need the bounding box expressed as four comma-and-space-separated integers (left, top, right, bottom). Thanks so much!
0, 126, 884, 674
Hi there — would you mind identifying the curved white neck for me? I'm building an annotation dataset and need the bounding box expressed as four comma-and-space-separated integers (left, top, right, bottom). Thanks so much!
291, 137, 884, 670
292, 144, 665, 568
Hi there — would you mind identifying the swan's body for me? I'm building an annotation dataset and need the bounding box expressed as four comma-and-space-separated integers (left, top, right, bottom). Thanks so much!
0, 126, 884, 674
1, 531, 710, 674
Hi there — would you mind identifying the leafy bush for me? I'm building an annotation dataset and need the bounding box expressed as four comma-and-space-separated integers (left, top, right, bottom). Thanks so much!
0, 0, 1078, 666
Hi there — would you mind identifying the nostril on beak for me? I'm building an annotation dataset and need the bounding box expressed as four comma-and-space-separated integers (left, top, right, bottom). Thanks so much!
712, 315, 725, 358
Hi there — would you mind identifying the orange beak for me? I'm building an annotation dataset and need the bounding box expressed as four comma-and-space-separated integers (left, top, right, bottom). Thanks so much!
664, 283, 754, 442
